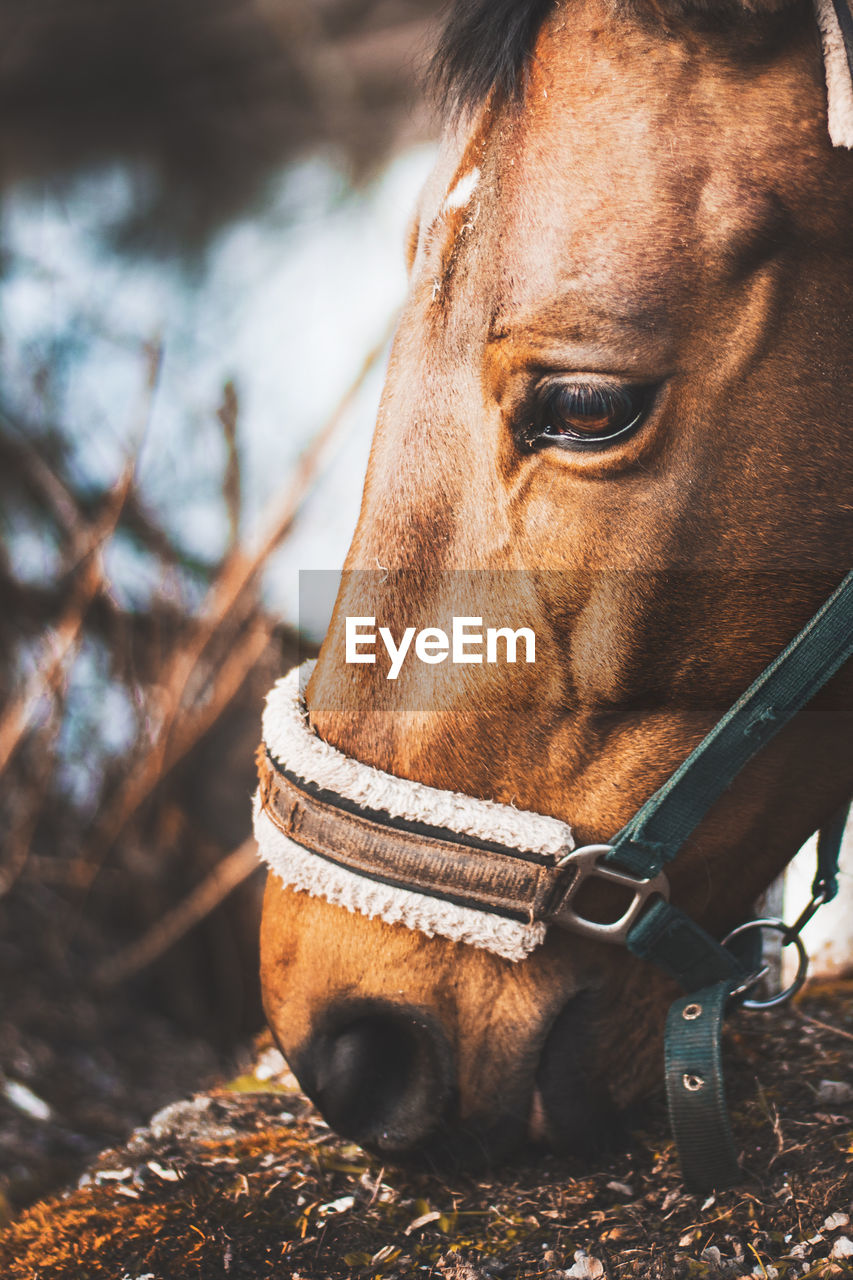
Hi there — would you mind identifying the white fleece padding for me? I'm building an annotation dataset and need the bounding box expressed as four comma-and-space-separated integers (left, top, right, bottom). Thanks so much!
253, 661, 575, 961
254, 797, 547, 961
814, 0, 853, 147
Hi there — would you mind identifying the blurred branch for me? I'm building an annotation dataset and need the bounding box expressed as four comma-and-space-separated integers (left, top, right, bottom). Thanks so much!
218, 381, 241, 554
0, 697, 64, 899
0, 579, 189, 654
78, 314, 397, 883
94, 836, 260, 986
0, 393, 213, 583
0, 341, 162, 780
0, 463, 134, 780
0, 417, 82, 544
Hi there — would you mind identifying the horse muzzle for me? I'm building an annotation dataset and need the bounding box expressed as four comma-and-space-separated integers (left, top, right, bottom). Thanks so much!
287, 999, 456, 1153
285, 994, 615, 1166
530, 993, 620, 1156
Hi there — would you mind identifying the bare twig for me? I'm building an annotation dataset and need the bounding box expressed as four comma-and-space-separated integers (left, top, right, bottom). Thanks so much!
218, 381, 241, 553
0, 696, 64, 899
79, 316, 396, 876
0, 464, 133, 779
130, 613, 274, 793
0, 418, 83, 544
95, 836, 260, 985
795, 1008, 853, 1044
0, 338, 162, 786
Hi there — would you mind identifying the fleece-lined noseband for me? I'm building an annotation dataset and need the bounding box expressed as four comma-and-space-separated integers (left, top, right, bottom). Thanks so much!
254, 663, 577, 961
256, 670, 671, 962
256, 569, 852, 973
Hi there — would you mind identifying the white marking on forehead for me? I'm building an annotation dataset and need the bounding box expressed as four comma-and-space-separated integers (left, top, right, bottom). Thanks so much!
442, 167, 481, 214
410, 117, 482, 278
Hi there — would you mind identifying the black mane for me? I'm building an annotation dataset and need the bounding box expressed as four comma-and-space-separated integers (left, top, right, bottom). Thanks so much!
430, 0, 556, 114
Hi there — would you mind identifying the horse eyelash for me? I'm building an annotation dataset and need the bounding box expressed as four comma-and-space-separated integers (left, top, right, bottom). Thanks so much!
515, 379, 655, 451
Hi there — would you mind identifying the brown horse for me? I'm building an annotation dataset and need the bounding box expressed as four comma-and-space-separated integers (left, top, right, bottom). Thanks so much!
260, 0, 853, 1168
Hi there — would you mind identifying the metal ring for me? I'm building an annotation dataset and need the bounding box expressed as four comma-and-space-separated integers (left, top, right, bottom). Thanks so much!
551, 844, 670, 944
722, 918, 809, 1010
727, 964, 770, 1002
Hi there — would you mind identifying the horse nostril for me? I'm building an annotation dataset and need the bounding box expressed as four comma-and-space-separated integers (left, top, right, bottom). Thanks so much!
298, 1007, 454, 1151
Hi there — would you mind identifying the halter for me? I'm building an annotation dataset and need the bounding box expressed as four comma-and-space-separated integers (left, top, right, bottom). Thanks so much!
251, 0, 853, 1197
255, 569, 852, 1192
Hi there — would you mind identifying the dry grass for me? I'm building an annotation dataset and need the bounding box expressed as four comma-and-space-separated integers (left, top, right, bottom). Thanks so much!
0, 327, 393, 1210
2, 981, 851, 1280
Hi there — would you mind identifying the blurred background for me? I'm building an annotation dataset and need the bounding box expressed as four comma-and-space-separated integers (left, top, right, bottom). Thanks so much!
0, 0, 441, 1210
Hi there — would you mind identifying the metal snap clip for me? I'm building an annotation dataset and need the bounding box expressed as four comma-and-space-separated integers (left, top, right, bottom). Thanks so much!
682, 1003, 702, 1021
683, 1073, 705, 1092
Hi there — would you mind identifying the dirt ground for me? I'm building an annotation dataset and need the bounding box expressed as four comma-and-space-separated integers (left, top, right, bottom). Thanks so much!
1, 979, 851, 1280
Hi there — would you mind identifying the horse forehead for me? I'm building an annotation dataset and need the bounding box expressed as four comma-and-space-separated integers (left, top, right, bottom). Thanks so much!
483, 1, 831, 298
490, 161, 783, 312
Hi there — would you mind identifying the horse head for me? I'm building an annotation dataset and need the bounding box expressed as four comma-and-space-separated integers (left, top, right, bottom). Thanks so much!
260, 0, 853, 1169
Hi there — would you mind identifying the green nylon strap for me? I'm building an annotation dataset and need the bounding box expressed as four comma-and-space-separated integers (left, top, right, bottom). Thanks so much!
626, 900, 743, 992
654, 809, 847, 1194
606, 570, 852, 1194
635, 808, 849, 993
664, 982, 742, 1191
605, 569, 853, 882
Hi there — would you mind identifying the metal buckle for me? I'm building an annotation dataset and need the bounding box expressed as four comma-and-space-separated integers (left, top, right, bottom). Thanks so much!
550, 844, 670, 944
722, 918, 809, 1010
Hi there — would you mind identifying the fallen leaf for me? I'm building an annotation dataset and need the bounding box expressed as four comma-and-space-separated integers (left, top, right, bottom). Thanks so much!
816, 1080, 853, 1105
3, 1080, 52, 1121
371, 1244, 399, 1265
565, 1249, 605, 1279
317, 1196, 355, 1216
94, 1168, 133, 1183
405, 1210, 441, 1235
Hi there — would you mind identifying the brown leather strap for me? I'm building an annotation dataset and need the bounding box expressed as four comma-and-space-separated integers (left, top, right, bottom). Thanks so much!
258, 751, 578, 925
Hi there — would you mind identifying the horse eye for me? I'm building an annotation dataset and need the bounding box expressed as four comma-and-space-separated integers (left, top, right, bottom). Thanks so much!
522, 380, 652, 451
